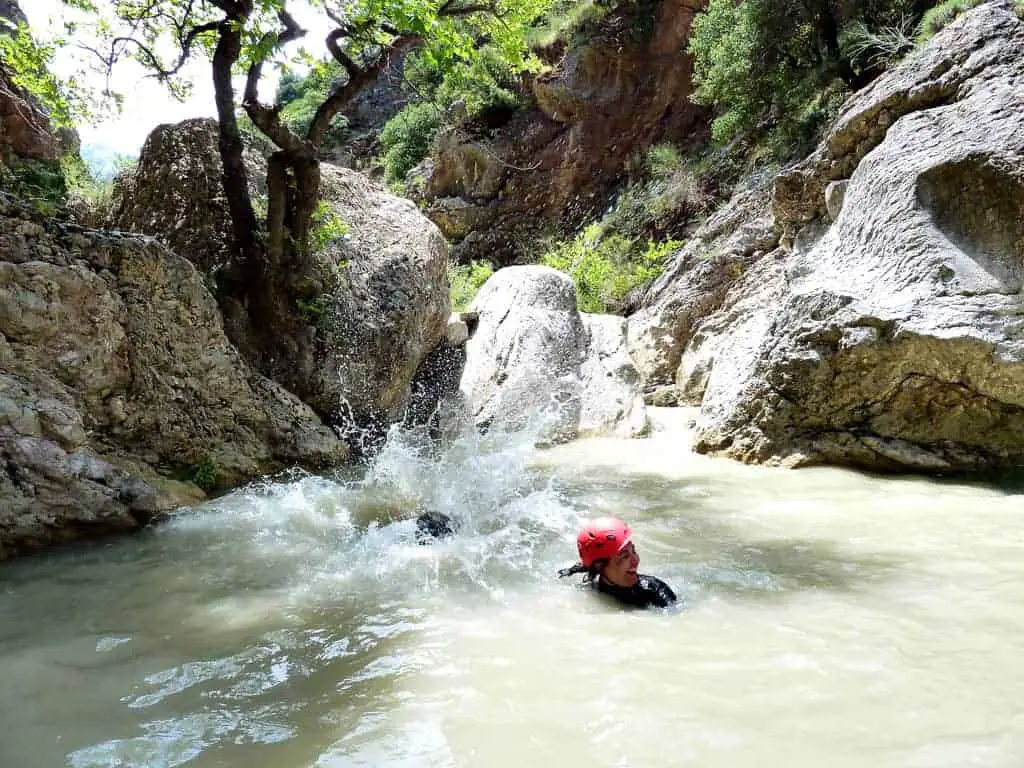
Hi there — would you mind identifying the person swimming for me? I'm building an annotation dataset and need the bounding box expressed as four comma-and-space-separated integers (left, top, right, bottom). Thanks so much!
414, 510, 459, 544
558, 516, 677, 609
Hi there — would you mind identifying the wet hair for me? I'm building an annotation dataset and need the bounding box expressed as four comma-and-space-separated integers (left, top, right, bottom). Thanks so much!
557, 559, 607, 583
415, 510, 458, 544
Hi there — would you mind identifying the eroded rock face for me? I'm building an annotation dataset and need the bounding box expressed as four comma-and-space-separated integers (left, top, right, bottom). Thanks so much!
627, 184, 778, 399
310, 166, 450, 427
676, 1, 1024, 472
0, 197, 348, 559
461, 266, 647, 444
417, 0, 708, 265
579, 313, 648, 438
0, 66, 60, 167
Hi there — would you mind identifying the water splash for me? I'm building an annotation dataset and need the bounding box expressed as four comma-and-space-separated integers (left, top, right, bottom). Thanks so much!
159, 410, 582, 619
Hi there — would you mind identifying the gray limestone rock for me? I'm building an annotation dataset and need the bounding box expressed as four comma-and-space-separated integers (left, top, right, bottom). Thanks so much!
0, 197, 348, 559
689, 2, 1024, 472
461, 266, 647, 445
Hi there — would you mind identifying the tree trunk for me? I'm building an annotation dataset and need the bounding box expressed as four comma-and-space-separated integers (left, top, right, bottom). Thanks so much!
211, 21, 261, 287
266, 151, 289, 269
815, 3, 858, 86
290, 156, 320, 269
205, 16, 320, 391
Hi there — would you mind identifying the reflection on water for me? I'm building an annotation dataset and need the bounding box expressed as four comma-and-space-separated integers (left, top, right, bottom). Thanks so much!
1, 408, 1023, 767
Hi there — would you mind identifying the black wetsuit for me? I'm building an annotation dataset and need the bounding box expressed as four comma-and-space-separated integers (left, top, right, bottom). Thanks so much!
594, 574, 677, 609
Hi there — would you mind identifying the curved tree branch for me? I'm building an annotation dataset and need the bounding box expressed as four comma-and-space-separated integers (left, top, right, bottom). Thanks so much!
79, 20, 220, 83
242, 8, 312, 156
243, 8, 305, 104
308, 34, 421, 146
306, 0, 499, 148
325, 29, 362, 81
210, 16, 260, 269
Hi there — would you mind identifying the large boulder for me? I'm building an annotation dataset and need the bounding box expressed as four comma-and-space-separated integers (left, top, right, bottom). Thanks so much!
108, 118, 449, 433
107, 118, 266, 274
0, 196, 348, 559
307, 167, 450, 426
680, 1, 1024, 472
461, 266, 647, 444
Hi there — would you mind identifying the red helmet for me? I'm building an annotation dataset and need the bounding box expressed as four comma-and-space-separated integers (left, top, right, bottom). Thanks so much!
576, 516, 633, 568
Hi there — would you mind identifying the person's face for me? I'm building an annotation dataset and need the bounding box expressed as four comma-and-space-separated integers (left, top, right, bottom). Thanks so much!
601, 541, 639, 587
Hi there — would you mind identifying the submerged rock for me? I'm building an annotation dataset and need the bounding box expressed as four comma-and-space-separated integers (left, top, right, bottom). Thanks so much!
639, 1, 1024, 473
415, 510, 459, 543
461, 265, 647, 444
0, 197, 348, 559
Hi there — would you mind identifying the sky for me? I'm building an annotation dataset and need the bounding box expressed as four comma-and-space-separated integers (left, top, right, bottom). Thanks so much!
23, 0, 326, 159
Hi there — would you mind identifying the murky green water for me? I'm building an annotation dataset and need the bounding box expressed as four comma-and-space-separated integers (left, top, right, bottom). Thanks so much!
2, 409, 1023, 767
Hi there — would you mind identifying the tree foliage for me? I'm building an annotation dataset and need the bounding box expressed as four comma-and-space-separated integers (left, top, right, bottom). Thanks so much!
0, 20, 91, 127
376, 43, 524, 183
274, 62, 348, 140
76, 0, 550, 254
540, 225, 680, 314
689, 0, 924, 148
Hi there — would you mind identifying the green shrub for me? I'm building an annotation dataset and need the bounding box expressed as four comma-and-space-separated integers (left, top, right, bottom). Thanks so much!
602, 144, 712, 240
526, 0, 609, 49
690, 0, 922, 149
1, 157, 67, 215
841, 18, 916, 71
645, 143, 684, 181
310, 200, 350, 252
449, 260, 494, 311
0, 21, 90, 128
540, 223, 681, 314
435, 47, 523, 122
192, 458, 218, 492
917, 0, 985, 41
296, 294, 330, 324
380, 102, 444, 185
65, 152, 135, 213
378, 44, 527, 184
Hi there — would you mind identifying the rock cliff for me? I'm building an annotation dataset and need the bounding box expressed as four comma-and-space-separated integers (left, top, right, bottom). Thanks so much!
416, 0, 708, 265
632, 0, 1024, 473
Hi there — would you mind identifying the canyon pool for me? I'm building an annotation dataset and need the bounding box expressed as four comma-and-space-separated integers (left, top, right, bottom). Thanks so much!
2, 409, 1023, 768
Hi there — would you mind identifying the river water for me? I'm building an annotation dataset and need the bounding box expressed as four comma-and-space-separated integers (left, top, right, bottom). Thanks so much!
1, 408, 1023, 767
